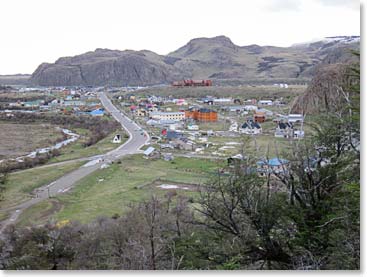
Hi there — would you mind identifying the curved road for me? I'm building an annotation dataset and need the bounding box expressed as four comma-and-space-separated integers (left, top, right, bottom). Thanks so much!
0, 92, 149, 233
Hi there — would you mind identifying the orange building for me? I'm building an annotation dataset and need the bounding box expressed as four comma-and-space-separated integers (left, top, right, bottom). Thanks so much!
185, 108, 218, 122
254, 112, 266, 123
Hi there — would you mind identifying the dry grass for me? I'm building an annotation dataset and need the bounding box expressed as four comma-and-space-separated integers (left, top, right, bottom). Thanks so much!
0, 122, 64, 159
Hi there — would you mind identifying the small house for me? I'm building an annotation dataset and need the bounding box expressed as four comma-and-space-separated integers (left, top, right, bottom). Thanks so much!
165, 130, 185, 140
258, 100, 273, 106
136, 109, 148, 117
170, 139, 196, 151
274, 122, 293, 138
89, 109, 104, 116
112, 134, 122, 144
162, 153, 174, 161
144, 146, 155, 157
226, 106, 247, 113
294, 130, 305, 139
229, 122, 238, 132
233, 98, 242, 105
227, 154, 244, 166
187, 124, 199, 131
288, 114, 304, 123
257, 158, 289, 177
244, 105, 258, 111
239, 120, 262, 135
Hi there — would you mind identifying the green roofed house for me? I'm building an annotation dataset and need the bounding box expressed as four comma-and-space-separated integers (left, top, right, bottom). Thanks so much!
23, 100, 44, 107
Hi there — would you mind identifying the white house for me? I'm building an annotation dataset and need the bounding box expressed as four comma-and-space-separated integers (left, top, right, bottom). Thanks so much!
239, 120, 262, 135
288, 114, 304, 123
294, 130, 305, 139
229, 122, 238, 132
275, 122, 293, 138
144, 147, 156, 157
244, 105, 258, 111
187, 124, 199, 130
112, 134, 122, 143
149, 111, 185, 121
214, 98, 232, 104
258, 100, 273, 106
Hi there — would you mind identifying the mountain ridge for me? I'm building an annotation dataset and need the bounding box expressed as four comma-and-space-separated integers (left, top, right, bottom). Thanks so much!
28, 35, 360, 86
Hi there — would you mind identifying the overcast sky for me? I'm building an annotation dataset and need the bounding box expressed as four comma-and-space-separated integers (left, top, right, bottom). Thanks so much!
0, 0, 360, 74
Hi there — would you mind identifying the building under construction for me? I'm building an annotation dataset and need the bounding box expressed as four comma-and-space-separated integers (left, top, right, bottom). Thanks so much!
185, 108, 217, 122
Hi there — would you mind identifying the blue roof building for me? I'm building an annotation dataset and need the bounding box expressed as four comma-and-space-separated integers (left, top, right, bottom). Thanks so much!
89, 109, 104, 116
257, 158, 289, 176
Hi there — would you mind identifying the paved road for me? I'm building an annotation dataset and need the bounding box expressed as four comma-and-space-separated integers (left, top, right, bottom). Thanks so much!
0, 92, 149, 233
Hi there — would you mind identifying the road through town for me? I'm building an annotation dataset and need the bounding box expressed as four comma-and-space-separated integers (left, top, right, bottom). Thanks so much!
0, 92, 149, 233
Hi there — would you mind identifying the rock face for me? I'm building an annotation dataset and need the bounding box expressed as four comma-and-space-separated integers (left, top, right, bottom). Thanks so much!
31, 49, 185, 86
290, 63, 356, 114
30, 35, 360, 86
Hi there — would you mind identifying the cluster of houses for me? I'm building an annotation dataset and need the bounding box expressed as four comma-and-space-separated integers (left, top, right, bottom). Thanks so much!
236, 114, 304, 139
3, 88, 106, 117
121, 94, 219, 130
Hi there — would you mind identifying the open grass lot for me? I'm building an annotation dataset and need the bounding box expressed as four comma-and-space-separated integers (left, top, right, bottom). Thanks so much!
18, 155, 224, 226
48, 128, 127, 163
0, 91, 47, 101
0, 160, 85, 210
119, 85, 306, 100
0, 122, 64, 159
202, 134, 293, 158
196, 120, 230, 131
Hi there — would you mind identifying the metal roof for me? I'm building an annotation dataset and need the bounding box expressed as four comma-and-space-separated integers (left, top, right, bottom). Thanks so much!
143, 147, 155, 156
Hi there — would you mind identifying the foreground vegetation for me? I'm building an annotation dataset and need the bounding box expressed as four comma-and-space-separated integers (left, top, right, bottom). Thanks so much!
16, 155, 222, 225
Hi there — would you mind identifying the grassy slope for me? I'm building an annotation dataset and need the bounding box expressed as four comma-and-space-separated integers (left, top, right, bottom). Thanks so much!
126, 85, 306, 99
0, 161, 85, 209
19, 155, 223, 225
48, 128, 127, 163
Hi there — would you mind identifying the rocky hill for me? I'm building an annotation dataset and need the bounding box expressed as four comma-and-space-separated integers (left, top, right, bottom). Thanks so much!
31, 49, 186, 86
291, 62, 359, 114
29, 35, 360, 86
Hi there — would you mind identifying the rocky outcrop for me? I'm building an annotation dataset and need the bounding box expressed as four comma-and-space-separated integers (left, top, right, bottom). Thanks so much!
291, 63, 357, 114
31, 49, 185, 86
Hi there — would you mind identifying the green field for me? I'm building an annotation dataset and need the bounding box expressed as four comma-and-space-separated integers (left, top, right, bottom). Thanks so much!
0, 160, 85, 210
17, 155, 223, 226
48, 128, 127, 163
117, 85, 306, 99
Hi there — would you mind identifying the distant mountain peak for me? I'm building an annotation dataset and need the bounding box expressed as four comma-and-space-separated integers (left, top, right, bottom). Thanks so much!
187, 35, 236, 47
